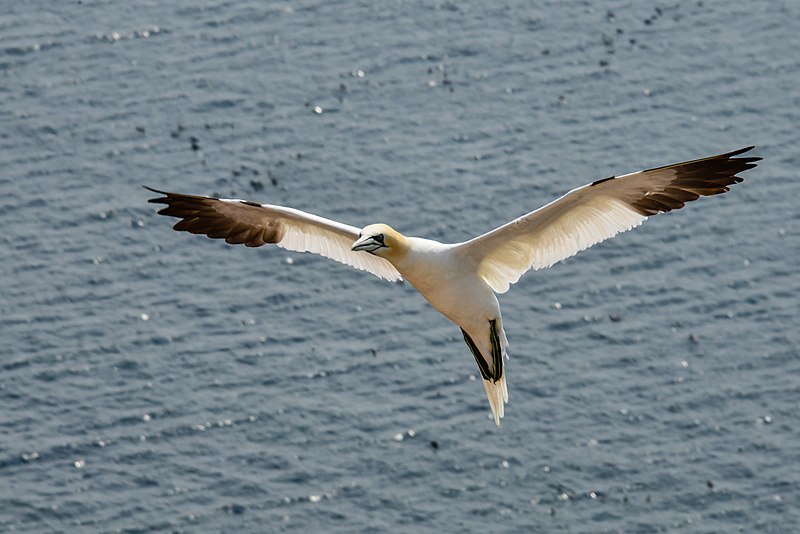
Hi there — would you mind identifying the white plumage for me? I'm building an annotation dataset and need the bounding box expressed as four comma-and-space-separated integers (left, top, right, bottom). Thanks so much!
148, 146, 760, 425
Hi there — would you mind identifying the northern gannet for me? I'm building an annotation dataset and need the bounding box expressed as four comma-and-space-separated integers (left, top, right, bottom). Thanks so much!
147, 146, 760, 425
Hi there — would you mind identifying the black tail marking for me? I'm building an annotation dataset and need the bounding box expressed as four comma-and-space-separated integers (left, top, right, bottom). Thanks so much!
461, 319, 504, 383
488, 319, 504, 383
462, 328, 492, 381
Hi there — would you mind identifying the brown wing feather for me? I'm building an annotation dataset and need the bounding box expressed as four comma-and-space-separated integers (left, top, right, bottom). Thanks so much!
457, 147, 761, 293
146, 187, 403, 282
615, 146, 761, 216
147, 188, 285, 247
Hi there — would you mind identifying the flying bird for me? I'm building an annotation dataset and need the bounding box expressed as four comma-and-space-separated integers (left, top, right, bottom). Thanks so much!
147, 146, 760, 425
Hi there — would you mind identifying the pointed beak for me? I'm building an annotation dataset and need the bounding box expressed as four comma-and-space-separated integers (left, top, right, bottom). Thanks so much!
351, 235, 382, 252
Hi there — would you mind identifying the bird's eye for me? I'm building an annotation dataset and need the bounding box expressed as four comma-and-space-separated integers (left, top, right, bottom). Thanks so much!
374, 234, 385, 245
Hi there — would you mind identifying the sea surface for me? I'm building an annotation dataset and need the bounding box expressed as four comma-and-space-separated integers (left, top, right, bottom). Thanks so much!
1, 1, 798, 532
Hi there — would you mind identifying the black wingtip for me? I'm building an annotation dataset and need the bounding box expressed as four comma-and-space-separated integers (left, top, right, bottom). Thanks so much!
728, 146, 762, 165
725, 146, 757, 158
144, 186, 171, 204
728, 146, 763, 163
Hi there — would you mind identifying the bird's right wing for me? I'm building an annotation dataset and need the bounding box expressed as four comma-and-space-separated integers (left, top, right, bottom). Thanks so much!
146, 188, 402, 282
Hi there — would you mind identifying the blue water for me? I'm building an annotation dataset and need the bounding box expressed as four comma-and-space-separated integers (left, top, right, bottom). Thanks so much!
2, 1, 798, 532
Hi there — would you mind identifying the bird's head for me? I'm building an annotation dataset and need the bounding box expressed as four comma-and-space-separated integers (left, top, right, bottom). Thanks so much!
351, 224, 406, 258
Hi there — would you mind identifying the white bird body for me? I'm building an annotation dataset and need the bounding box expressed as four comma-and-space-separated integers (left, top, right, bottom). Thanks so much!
385, 236, 510, 421
389, 238, 493, 330
148, 146, 759, 425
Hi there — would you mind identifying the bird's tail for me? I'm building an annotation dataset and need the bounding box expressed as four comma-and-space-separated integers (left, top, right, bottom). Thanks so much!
462, 320, 509, 426
483, 374, 508, 426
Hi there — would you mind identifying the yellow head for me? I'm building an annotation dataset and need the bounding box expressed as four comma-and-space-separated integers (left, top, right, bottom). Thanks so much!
351, 223, 407, 258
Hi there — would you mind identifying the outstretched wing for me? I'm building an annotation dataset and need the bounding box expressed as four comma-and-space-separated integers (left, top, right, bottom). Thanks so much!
146, 188, 402, 282
456, 147, 760, 293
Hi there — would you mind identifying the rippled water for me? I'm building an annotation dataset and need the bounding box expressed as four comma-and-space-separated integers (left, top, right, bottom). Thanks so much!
2, 1, 799, 532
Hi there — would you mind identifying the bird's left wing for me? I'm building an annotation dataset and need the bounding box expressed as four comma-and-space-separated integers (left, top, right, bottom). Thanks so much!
146, 188, 402, 282
455, 147, 760, 293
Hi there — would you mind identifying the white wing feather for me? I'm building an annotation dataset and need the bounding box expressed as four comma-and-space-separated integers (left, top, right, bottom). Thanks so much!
148, 189, 402, 282
456, 147, 758, 293
265, 204, 402, 281
463, 192, 646, 293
